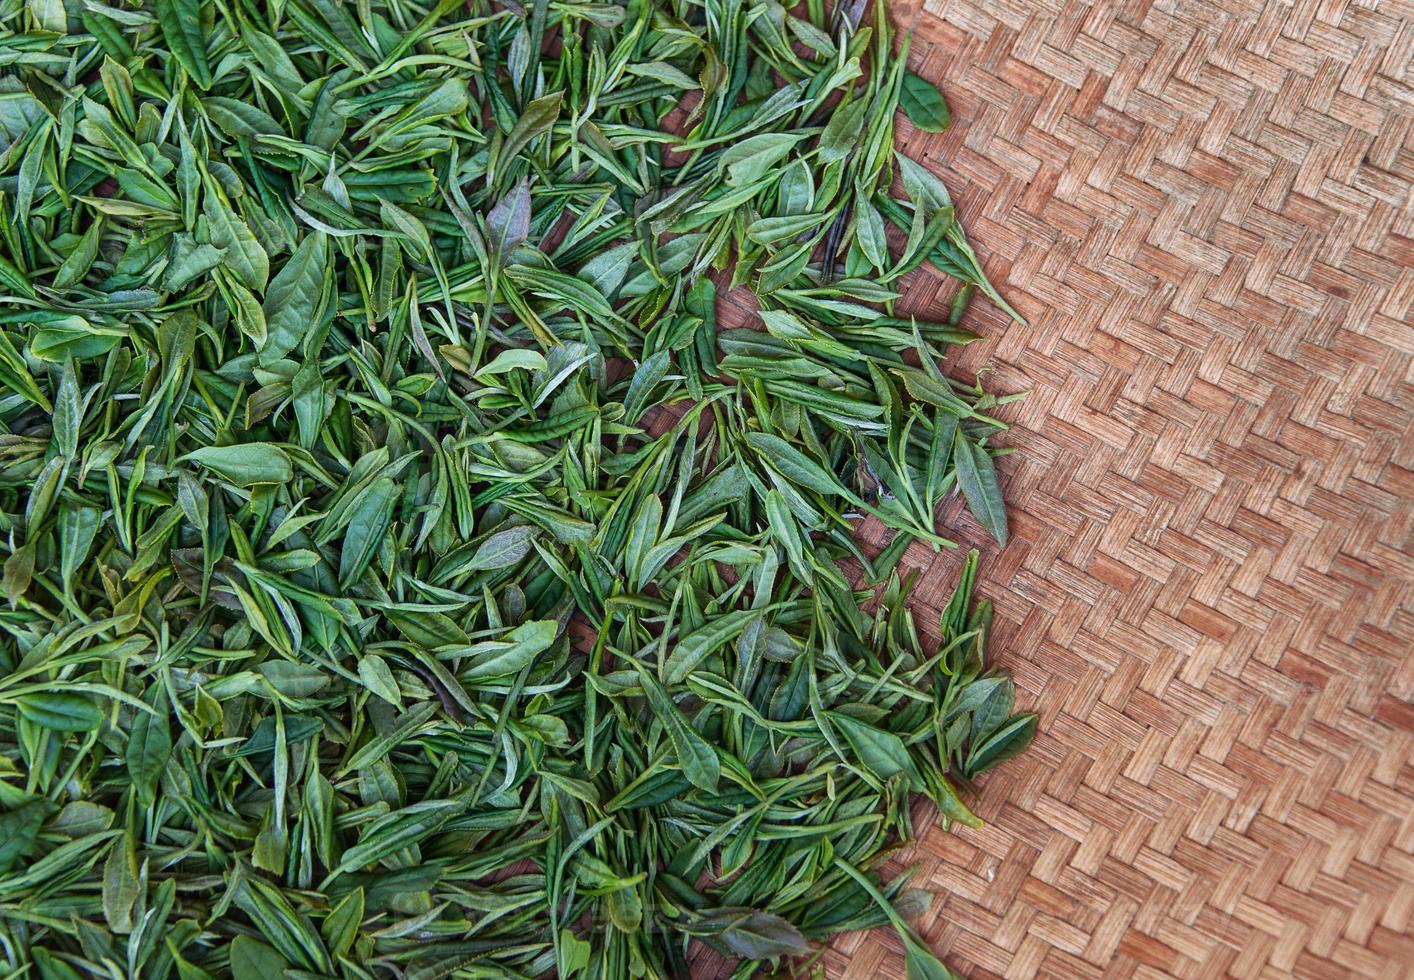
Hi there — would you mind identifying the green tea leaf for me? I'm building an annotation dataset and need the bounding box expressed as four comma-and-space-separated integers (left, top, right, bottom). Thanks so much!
261, 231, 328, 365
183, 444, 294, 486
462, 619, 557, 679
228, 935, 288, 980
322, 888, 363, 959
952, 431, 1007, 546
745, 431, 853, 499
498, 93, 561, 177
720, 133, 798, 185
155, 0, 212, 88
829, 711, 922, 788
125, 698, 172, 807
487, 179, 532, 262
900, 71, 951, 132
964, 713, 1036, 777
701, 909, 811, 959
0, 800, 55, 872
17, 693, 103, 732
638, 669, 719, 792
338, 478, 398, 587
202, 191, 269, 292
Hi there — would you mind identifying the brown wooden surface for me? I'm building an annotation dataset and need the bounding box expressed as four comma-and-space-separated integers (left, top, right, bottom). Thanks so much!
706, 0, 1414, 976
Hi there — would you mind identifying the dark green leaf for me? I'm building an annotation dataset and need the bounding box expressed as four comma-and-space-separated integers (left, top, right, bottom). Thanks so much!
0, 800, 55, 872
155, 0, 212, 88
953, 431, 1007, 546
125, 699, 172, 807
17, 693, 103, 732
900, 71, 951, 132
183, 444, 294, 486
261, 231, 328, 365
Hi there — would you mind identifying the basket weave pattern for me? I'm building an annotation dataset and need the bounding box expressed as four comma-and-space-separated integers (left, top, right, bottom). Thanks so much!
809, 0, 1414, 977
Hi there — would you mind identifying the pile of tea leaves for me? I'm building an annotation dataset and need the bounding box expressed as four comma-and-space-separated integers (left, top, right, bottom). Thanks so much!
0, 0, 1037, 976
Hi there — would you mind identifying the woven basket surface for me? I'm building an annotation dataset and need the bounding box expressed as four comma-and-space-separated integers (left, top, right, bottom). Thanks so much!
694, 0, 1414, 976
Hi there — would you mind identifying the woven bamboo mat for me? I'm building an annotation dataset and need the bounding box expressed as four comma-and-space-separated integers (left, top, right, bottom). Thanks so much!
700, 0, 1414, 976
